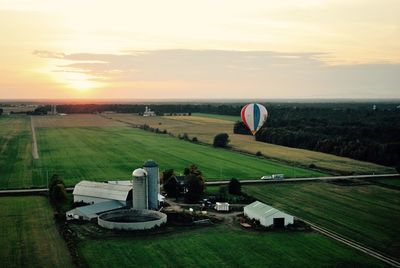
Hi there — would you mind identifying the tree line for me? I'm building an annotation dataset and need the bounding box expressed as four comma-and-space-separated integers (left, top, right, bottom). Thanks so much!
234, 107, 400, 167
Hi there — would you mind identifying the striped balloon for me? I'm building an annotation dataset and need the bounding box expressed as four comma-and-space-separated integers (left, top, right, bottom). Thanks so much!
241, 103, 268, 135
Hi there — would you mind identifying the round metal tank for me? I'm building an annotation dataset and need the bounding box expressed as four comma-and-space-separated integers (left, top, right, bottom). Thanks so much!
98, 209, 167, 231
132, 168, 148, 210
143, 160, 159, 210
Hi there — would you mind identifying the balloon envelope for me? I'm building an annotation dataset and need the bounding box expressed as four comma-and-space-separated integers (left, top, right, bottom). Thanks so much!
241, 103, 268, 135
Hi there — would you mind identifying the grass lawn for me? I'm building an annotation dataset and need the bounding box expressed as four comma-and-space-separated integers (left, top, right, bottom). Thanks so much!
34, 126, 324, 187
0, 116, 34, 189
79, 225, 385, 268
107, 113, 394, 175
243, 182, 400, 259
0, 196, 73, 268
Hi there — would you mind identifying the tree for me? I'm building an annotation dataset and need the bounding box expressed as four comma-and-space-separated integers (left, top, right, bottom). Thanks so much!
0, 108, 3, 116
213, 133, 230, 148
228, 178, 241, 195
161, 169, 174, 186
164, 177, 180, 198
51, 184, 67, 204
396, 165, 400, 174
184, 165, 205, 203
185, 174, 204, 203
48, 174, 67, 207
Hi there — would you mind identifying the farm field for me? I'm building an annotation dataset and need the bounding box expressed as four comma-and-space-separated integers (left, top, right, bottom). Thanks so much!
32, 114, 125, 128
105, 113, 394, 175
35, 126, 325, 187
243, 182, 400, 259
0, 116, 34, 188
79, 225, 384, 268
0, 196, 73, 268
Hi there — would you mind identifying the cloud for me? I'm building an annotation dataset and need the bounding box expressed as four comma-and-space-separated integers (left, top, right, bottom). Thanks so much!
33, 50, 65, 59
33, 49, 400, 98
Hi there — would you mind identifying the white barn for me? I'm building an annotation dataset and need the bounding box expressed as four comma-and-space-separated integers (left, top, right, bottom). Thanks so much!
244, 201, 294, 228
73, 180, 132, 205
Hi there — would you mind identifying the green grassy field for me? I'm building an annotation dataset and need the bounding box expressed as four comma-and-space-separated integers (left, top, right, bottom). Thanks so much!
108, 113, 394, 175
34, 126, 324, 187
79, 225, 384, 268
243, 182, 400, 259
379, 178, 400, 187
0, 116, 34, 188
0, 196, 73, 267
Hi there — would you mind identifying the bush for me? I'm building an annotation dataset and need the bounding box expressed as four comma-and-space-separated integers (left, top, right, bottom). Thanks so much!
256, 151, 263, 157
192, 137, 198, 143
213, 133, 230, 148
396, 165, 400, 174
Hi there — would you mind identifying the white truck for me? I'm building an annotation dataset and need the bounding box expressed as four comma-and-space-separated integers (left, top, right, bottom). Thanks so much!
260, 174, 285, 180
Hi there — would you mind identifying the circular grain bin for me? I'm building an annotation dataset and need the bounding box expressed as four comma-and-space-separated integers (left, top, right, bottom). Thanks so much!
98, 209, 167, 231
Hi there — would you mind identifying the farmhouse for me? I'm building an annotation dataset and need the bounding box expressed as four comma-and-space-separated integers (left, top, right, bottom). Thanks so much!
73, 180, 132, 205
244, 201, 294, 228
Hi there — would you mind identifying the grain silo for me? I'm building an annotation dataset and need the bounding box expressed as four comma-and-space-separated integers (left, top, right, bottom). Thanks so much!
143, 160, 159, 210
132, 168, 148, 210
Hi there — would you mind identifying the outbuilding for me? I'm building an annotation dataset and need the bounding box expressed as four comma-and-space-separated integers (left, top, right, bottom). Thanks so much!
244, 201, 294, 228
214, 202, 230, 212
73, 180, 132, 205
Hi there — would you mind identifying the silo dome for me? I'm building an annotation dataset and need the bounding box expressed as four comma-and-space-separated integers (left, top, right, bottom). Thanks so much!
132, 168, 147, 177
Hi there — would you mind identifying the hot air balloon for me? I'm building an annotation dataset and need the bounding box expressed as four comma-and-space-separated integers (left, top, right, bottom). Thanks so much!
241, 103, 268, 135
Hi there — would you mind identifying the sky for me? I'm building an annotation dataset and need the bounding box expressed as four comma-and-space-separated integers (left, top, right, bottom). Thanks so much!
0, 0, 399, 100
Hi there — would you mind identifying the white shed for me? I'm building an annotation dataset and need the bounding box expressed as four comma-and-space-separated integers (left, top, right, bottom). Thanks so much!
214, 202, 229, 212
73, 180, 132, 205
244, 201, 294, 227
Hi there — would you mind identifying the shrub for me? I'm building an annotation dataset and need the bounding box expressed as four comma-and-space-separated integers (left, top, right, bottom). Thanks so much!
213, 133, 230, 148
256, 151, 263, 157
192, 137, 198, 143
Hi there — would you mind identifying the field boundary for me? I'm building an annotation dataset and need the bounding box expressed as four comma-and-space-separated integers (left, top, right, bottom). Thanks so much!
31, 116, 39, 159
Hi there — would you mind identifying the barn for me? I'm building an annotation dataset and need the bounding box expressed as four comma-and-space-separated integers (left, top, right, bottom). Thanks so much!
73, 180, 132, 205
244, 201, 294, 228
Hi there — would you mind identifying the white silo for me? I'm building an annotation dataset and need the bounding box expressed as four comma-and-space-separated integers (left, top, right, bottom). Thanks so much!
143, 160, 159, 210
132, 168, 148, 210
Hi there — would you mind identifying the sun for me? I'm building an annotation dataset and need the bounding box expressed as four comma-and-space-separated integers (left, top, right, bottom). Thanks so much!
56, 71, 103, 92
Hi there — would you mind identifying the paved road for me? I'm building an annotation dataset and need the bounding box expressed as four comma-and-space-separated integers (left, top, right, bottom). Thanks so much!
206, 173, 400, 185
301, 218, 400, 267
0, 174, 398, 195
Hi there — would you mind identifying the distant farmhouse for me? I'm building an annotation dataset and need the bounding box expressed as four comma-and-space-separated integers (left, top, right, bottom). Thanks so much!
244, 201, 294, 228
143, 106, 156, 116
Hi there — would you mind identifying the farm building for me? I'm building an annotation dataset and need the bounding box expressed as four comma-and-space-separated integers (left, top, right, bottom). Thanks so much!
66, 200, 125, 221
244, 201, 294, 228
73, 180, 132, 205
214, 202, 230, 212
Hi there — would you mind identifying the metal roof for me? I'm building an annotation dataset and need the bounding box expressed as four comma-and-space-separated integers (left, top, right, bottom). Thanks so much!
132, 168, 147, 177
244, 201, 281, 218
143, 159, 158, 167
73, 180, 132, 202
76, 200, 124, 218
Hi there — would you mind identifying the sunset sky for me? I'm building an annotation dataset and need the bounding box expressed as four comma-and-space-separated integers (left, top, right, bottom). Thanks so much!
0, 0, 399, 99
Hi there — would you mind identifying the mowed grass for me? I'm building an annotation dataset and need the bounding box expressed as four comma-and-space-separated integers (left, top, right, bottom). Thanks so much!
79, 225, 384, 268
0, 116, 33, 188
35, 126, 325, 186
244, 182, 400, 259
107, 114, 394, 175
0, 196, 73, 268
